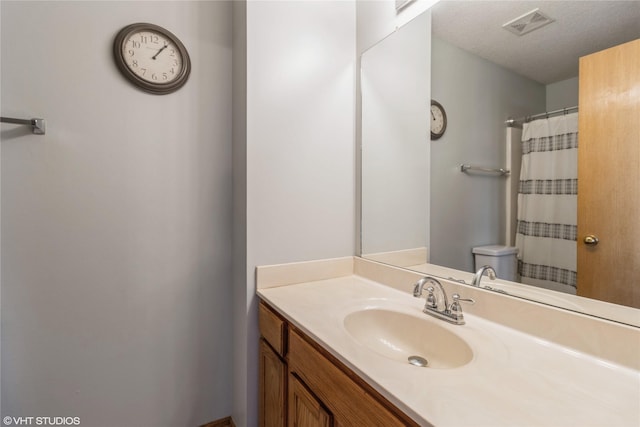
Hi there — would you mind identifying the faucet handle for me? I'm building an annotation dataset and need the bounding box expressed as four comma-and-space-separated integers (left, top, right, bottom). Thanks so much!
451, 294, 475, 305
449, 294, 475, 323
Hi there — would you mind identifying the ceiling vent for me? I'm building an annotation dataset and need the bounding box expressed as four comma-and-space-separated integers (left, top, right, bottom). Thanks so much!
502, 8, 555, 36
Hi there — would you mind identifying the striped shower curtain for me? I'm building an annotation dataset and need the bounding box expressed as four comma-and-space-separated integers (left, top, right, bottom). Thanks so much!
515, 113, 578, 294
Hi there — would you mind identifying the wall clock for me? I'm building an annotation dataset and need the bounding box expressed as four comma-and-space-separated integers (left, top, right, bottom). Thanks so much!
430, 100, 447, 140
113, 23, 191, 95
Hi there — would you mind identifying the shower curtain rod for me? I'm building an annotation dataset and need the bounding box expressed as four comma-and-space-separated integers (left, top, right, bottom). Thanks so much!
505, 105, 578, 128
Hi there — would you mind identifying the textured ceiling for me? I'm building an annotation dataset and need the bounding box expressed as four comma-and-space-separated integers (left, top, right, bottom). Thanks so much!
431, 0, 640, 84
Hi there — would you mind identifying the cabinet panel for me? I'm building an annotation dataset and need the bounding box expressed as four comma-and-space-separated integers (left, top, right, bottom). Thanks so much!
259, 301, 287, 356
288, 374, 332, 427
259, 339, 287, 427
288, 328, 418, 427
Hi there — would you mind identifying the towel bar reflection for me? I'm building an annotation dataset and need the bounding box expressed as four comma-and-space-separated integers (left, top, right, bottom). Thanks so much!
460, 164, 510, 176
1, 117, 46, 135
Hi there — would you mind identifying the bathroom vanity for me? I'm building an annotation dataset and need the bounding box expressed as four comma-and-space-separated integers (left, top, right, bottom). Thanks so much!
257, 257, 640, 427
259, 301, 417, 426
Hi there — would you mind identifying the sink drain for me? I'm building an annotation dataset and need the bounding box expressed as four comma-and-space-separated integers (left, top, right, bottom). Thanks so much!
408, 355, 429, 367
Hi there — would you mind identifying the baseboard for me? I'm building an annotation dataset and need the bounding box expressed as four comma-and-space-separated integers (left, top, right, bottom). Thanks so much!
200, 416, 235, 427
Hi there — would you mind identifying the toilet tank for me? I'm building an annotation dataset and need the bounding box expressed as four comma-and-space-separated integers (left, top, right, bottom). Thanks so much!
472, 245, 519, 282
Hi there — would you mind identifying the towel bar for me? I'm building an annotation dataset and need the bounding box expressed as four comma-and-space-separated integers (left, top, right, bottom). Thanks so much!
1, 116, 46, 135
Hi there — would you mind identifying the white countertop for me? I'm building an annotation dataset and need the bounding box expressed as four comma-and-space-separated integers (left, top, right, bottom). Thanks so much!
257, 268, 640, 427
404, 262, 640, 328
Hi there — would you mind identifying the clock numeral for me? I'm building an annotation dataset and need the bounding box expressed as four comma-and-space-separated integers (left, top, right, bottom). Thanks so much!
162, 73, 168, 81
130, 40, 141, 49
151, 35, 159, 44
151, 73, 158, 81
139, 35, 148, 44
173, 59, 178, 67
128, 49, 135, 57
140, 68, 147, 76
169, 49, 176, 57
131, 60, 138, 68
170, 68, 175, 75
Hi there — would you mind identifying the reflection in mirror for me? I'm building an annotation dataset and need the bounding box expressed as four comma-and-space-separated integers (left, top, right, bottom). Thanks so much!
360, 1, 640, 327
361, 11, 430, 264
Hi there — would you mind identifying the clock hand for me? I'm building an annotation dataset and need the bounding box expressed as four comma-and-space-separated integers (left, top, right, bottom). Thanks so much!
431, 110, 436, 120
152, 43, 168, 60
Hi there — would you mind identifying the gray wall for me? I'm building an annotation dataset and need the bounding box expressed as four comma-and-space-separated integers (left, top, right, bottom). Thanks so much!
1, 2, 233, 425
546, 76, 579, 111
0, 1, 3, 409
430, 36, 545, 273
231, 1, 248, 427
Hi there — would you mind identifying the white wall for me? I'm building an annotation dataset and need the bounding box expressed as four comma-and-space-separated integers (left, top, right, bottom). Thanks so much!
361, 11, 431, 255
355, 0, 435, 256
233, 2, 356, 426
1, 2, 233, 426
246, 0, 355, 265
430, 36, 545, 273
356, 0, 437, 54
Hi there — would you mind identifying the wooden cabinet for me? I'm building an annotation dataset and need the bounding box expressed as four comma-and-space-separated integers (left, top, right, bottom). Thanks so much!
259, 339, 287, 427
288, 373, 332, 427
258, 300, 419, 427
259, 302, 287, 427
259, 300, 287, 356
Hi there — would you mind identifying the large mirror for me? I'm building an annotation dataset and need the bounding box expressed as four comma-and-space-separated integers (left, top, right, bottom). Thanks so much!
360, 1, 640, 327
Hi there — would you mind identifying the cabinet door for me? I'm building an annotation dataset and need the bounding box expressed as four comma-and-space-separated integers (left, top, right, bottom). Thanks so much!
288, 329, 416, 426
259, 339, 287, 427
288, 373, 332, 427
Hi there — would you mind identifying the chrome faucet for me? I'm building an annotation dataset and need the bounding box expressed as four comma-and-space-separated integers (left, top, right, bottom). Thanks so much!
413, 276, 475, 325
471, 265, 497, 287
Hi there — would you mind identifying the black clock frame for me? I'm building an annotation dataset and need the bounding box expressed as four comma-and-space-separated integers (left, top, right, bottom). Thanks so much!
430, 99, 447, 140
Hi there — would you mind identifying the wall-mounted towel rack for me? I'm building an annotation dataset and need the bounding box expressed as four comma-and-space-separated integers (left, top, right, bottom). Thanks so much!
1, 116, 46, 135
460, 164, 510, 176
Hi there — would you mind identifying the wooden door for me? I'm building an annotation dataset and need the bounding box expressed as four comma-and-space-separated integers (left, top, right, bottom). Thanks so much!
288, 374, 332, 427
577, 39, 640, 308
259, 339, 287, 427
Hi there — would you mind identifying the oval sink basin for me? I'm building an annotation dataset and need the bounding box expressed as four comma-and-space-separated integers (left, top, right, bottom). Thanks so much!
343, 309, 473, 369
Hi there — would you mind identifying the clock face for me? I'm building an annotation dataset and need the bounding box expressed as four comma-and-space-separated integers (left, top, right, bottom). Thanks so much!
122, 29, 183, 83
114, 23, 191, 94
430, 100, 447, 139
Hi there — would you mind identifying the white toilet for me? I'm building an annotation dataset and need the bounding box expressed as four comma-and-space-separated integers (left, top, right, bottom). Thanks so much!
472, 245, 519, 282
